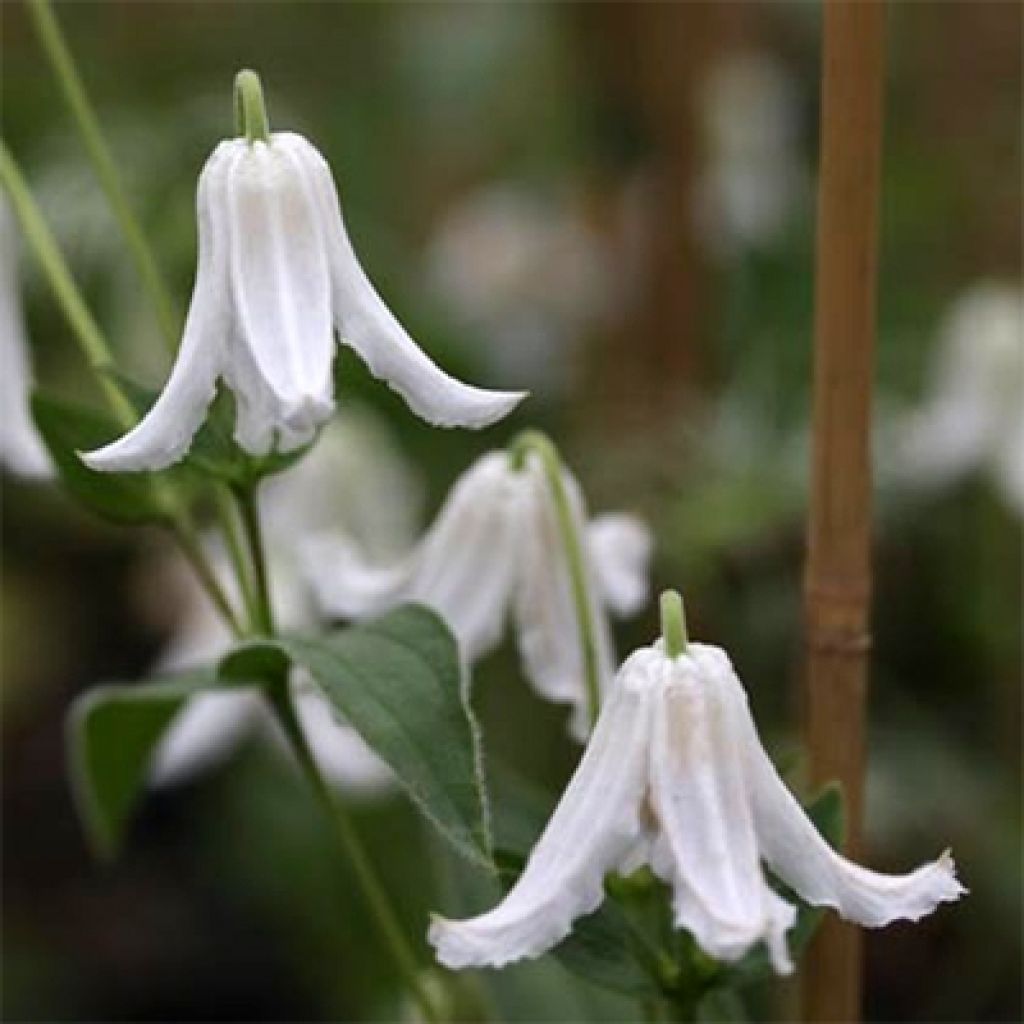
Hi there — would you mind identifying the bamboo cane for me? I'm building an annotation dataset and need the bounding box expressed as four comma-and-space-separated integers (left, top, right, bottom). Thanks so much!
801, 2, 886, 1021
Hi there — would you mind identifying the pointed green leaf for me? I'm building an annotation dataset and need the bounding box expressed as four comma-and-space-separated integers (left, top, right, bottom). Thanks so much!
31, 393, 172, 524
67, 669, 223, 860
280, 606, 492, 869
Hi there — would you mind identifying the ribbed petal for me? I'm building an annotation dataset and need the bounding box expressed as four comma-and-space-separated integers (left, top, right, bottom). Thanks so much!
513, 456, 616, 738
225, 136, 334, 448
83, 144, 231, 472
429, 671, 653, 968
302, 453, 522, 660
284, 131, 526, 429
648, 645, 795, 971
585, 514, 653, 617
712, 646, 967, 927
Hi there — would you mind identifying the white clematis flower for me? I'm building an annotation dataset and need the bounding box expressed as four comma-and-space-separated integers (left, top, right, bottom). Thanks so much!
303, 444, 652, 739
894, 282, 1024, 515
83, 117, 525, 472
1, 203, 52, 479
429, 601, 964, 974
149, 408, 422, 794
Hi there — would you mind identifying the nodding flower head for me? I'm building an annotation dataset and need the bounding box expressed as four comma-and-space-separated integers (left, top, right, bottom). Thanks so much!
428, 592, 965, 974
84, 73, 526, 473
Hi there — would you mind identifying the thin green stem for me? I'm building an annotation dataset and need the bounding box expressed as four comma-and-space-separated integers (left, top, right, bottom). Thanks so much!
238, 486, 274, 634
1, 140, 135, 428
214, 486, 261, 629
1, 143, 242, 636
23, 6, 265, 635
660, 590, 688, 658
234, 69, 271, 144
175, 528, 245, 637
266, 679, 442, 1024
509, 430, 602, 730
25, 0, 179, 354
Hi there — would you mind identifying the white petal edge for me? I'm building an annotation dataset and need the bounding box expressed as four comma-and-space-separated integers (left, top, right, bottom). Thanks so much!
281, 131, 527, 429
82, 145, 232, 472
585, 514, 654, 618
428, 673, 653, 969
710, 647, 968, 927
302, 452, 521, 661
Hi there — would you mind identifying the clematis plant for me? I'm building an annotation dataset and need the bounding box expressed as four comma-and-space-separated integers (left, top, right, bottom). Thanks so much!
303, 431, 652, 737
5, 4, 968, 1019
430, 591, 965, 977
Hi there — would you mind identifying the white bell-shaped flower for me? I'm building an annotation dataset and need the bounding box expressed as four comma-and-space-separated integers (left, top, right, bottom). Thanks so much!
429, 595, 964, 974
83, 80, 524, 473
1, 202, 52, 479
303, 443, 652, 739
894, 282, 1024, 515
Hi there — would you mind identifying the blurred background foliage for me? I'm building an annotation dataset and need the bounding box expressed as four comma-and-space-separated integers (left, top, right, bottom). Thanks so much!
1, 2, 1020, 1021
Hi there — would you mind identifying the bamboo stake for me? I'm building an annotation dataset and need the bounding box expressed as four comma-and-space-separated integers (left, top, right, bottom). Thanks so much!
801, 2, 886, 1022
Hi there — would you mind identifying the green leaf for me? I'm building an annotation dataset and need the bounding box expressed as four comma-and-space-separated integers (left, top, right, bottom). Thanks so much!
279, 605, 492, 868
697, 987, 750, 1023
554, 900, 665, 998
31, 392, 172, 524
67, 669, 223, 860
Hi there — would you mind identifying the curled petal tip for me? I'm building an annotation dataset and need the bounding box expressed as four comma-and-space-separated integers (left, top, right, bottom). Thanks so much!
419, 387, 529, 431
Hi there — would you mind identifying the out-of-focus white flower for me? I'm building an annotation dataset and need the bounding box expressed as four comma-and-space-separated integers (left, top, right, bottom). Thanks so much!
893, 283, 1024, 514
150, 409, 423, 794
429, 614, 964, 973
0, 205, 52, 479
303, 447, 652, 739
425, 183, 613, 396
83, 130, 525, 473
695, 52, 805, 257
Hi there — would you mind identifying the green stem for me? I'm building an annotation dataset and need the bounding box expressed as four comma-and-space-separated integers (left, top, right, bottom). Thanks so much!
0, 140, 135, 428
238, 485, 274, 634
660, 590, 688, 658
509, 430, 602, 730
234, 69, 271, 144
214, 486, 261, 629
1, 142, 243, 637
266, 679, 442, 1024
25, 0, 180, 354
174, 527, 245, 637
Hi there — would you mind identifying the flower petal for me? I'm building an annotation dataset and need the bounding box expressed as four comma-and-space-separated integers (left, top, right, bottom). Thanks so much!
292, 673, 395, 796
284, 131, 526, 429
225, 137, 334, 433
150, 689, 265, 786
428, 672, 653, 969
713, 647, 968, 927
512, 456, 616, 738
0, 207, 52, 479
585, 514, 653, 617
648, 646, 795, 971
302, 453, 521, 661
83, 145, 232, 472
